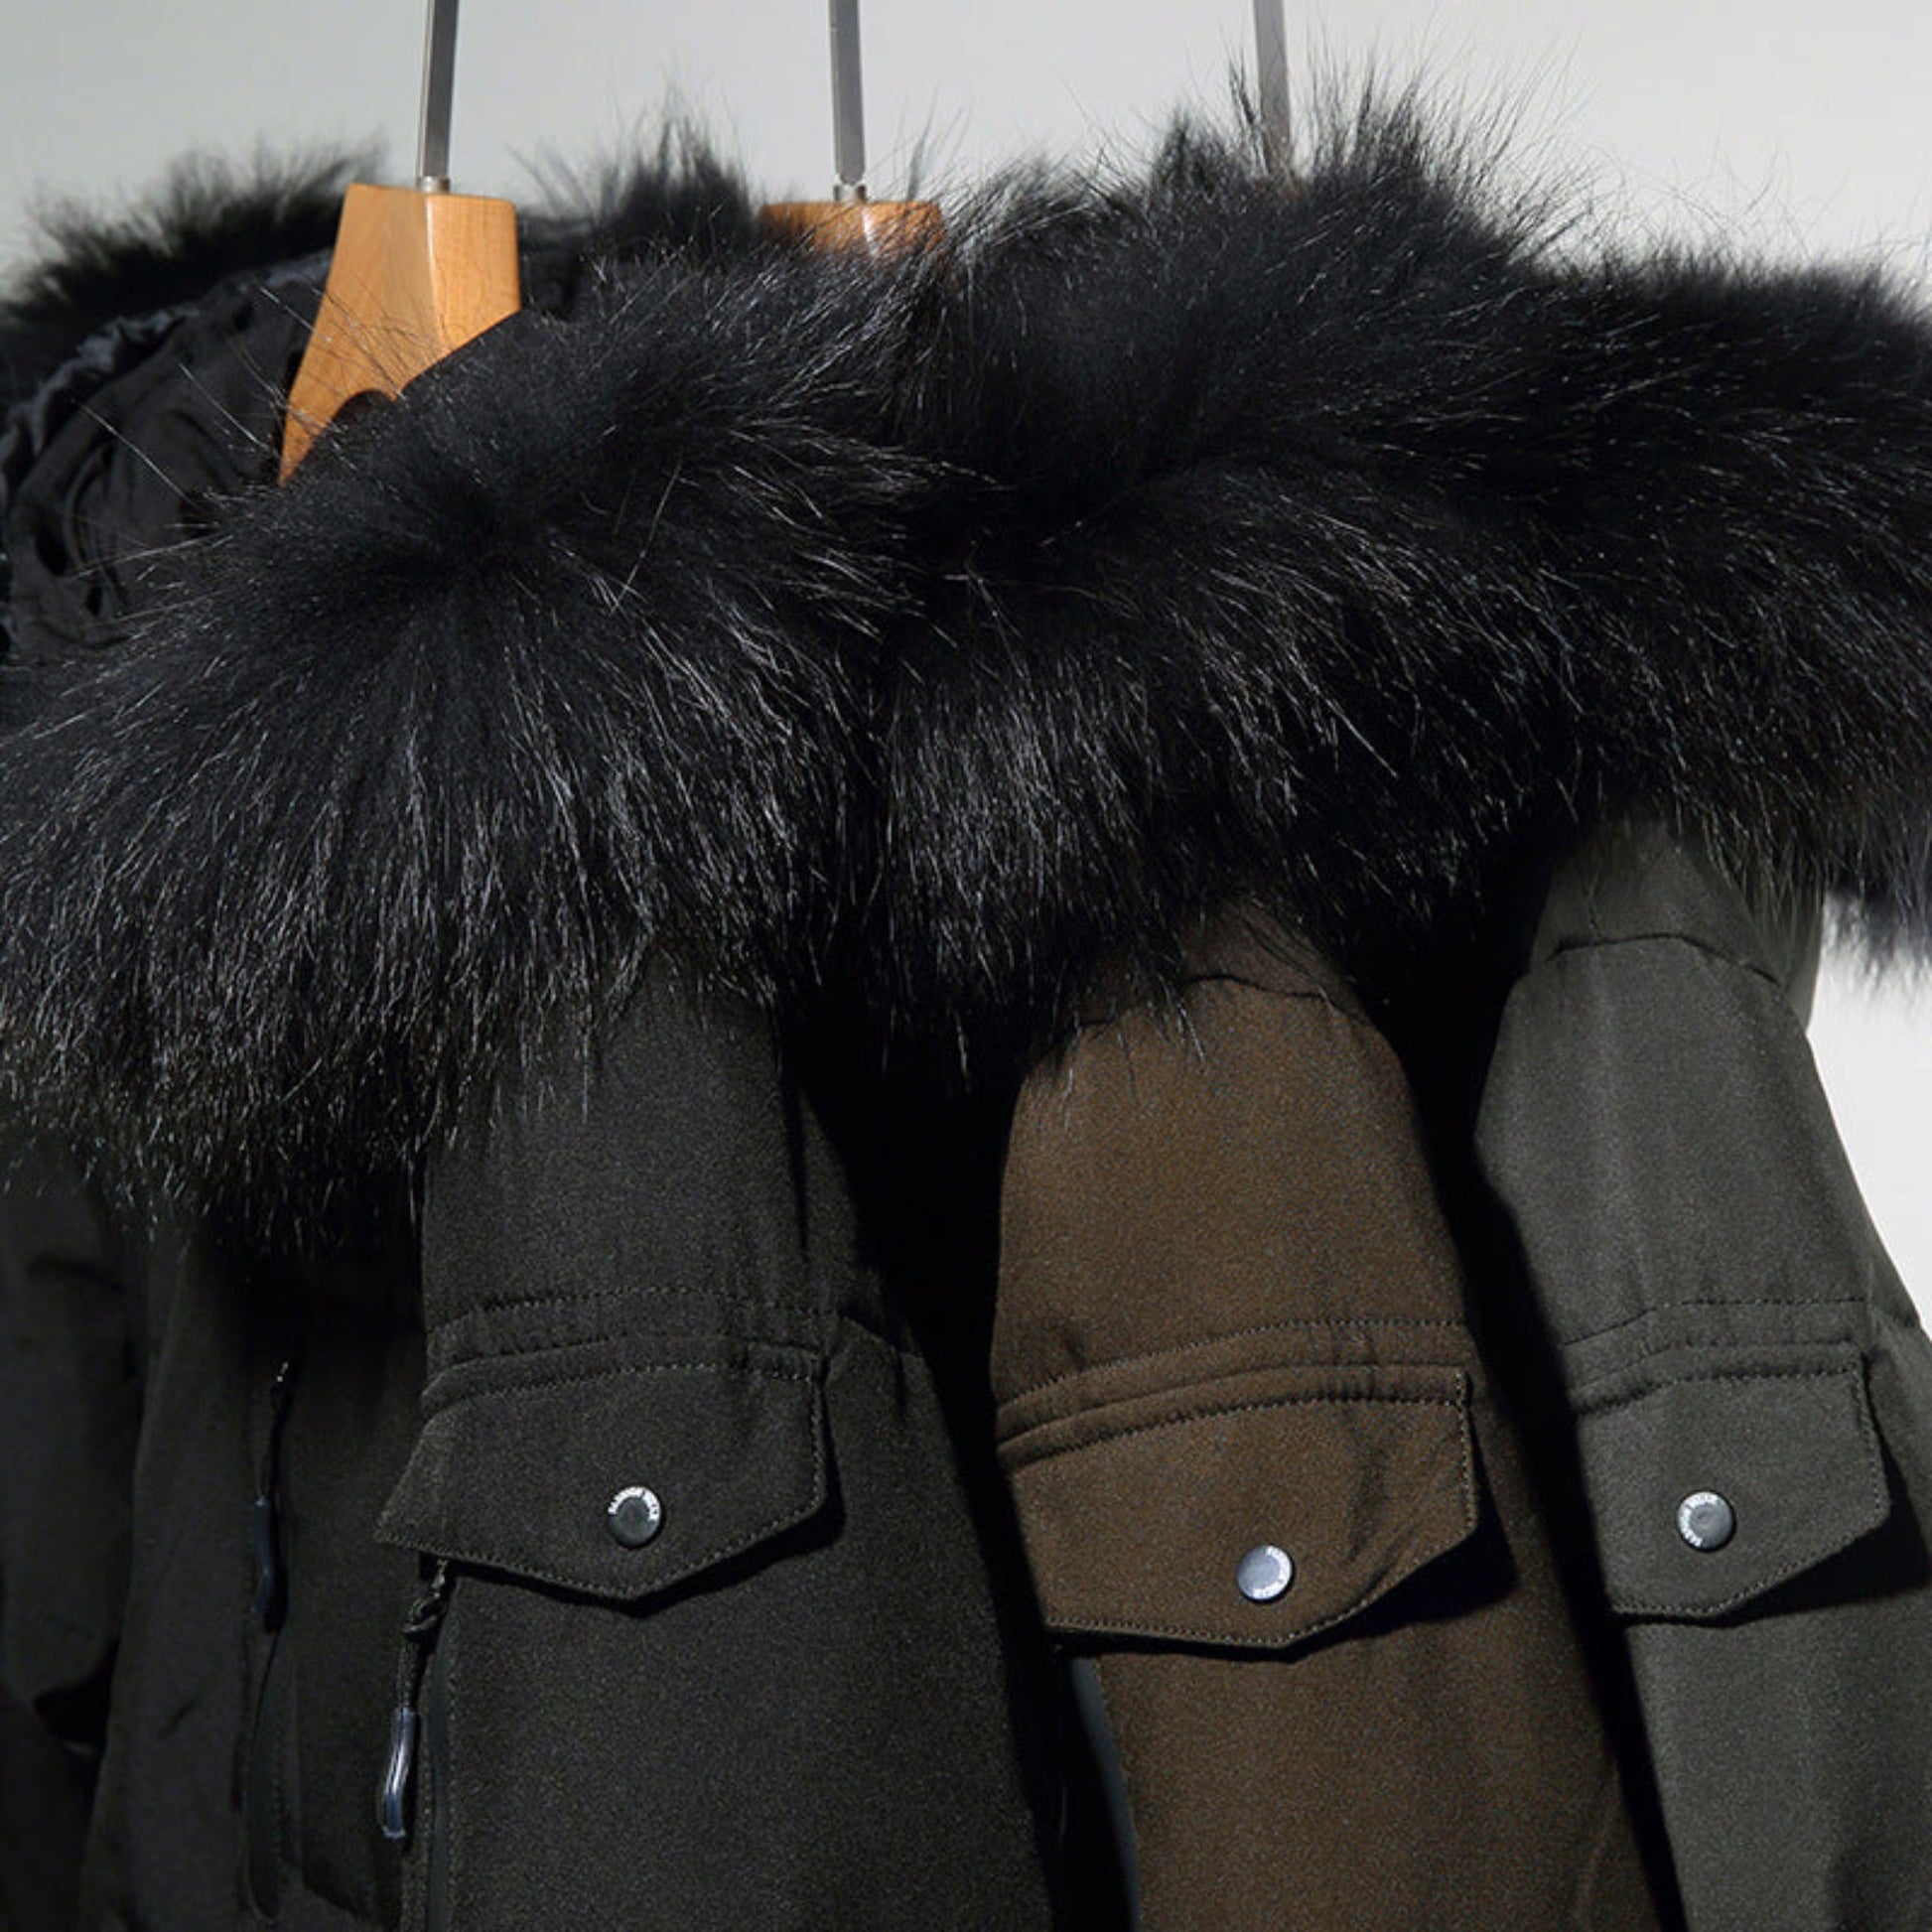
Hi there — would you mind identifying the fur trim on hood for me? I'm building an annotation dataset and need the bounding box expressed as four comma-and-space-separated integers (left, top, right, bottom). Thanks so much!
875, 110, 1932, 1043
0, 250, 921, 1215
4, 96, 1932, 1225
0, 132, 766, 417
0, 151, 354, 420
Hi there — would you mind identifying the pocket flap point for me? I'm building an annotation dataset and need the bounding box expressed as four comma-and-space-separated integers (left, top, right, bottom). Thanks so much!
1576, 1350, 1891, 1620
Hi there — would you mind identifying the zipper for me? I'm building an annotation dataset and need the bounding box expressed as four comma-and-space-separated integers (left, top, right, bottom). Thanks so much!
243, 1349, 301, 1919
425, 1597, 453, 1932
252, 1354, 297, 1628
379, 1560, 453, 1846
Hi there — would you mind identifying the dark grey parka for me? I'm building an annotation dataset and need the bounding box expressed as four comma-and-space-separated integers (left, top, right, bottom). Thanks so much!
1477, 822, 1932, 1932
6, 105, 1932, 1931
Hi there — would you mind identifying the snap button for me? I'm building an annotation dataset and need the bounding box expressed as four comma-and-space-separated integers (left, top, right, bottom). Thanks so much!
607, 1485, 663, 1549
1237, 1544, 1295, 1602
1676, 1490, 1735, 1552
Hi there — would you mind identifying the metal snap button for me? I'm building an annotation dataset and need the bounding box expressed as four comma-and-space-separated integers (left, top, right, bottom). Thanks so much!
1237, 1544, 1295, 1602
1676, 1490, 1735, 1552
607, 1484, 663, 1549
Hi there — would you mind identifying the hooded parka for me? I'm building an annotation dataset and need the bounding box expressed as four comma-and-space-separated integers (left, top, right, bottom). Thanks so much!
993, 908, 1658, 1929
0, 156, 1077, 1932
6, 102, 1932, 1932
1476, 821, 1932, 1932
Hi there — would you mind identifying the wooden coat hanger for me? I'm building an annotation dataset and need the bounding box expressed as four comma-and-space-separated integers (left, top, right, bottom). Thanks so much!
760, 1, 942, 254
761, 0, 1289, 251
280, 0, 521, 478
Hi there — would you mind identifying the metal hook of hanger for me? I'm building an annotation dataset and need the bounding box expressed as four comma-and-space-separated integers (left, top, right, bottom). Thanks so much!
830, 0, 867, 204
418, 0, 462, 192
1253, 0, 1291, 177
761, 0, 943, 252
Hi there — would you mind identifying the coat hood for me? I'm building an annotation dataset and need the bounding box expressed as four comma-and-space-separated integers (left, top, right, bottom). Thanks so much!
5, 96, 1932, 1226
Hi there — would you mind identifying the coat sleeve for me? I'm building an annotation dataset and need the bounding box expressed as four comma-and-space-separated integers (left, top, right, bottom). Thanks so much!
0, 1135, 144, 1927
1475, 821, 1932, 1932
367, 982, 1061, 1930
991, 917, 1661, 1932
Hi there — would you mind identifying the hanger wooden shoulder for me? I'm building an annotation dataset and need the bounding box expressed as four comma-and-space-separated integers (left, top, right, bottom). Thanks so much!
281, 182, 520, 479
759, 199, 943, 255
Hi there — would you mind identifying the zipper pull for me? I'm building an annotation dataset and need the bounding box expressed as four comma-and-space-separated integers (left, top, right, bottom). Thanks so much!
249, 1495, 283, 1628
379, 1561, 453, 1845
252, 1354, 298, 1629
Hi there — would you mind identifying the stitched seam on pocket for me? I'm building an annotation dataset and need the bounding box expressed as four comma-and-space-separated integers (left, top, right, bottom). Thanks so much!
1004, 1319, 1468, 1407
439, 1283, 829, 1317
1007, 1387, 1468, 1469
1050, 1396, 1475, 1645
1572, 1360, 1866, 1416
430, 1325, 824, 1374
1044, 1598, 1415, 1647
1562, 1295, 1864, 1349
1018, 1385, 1479, 1644
1568, 1332, 1865, 1390
423, 1353, 817, 1414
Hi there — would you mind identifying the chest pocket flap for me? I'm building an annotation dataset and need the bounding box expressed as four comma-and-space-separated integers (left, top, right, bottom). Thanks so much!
1575, 1342, 1890, 1620
376, 1341, 827, 1601
1002, 1360, 1478, 1648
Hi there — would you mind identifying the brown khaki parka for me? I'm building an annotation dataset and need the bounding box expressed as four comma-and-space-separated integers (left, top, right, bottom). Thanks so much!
995, 912, 1661, 1929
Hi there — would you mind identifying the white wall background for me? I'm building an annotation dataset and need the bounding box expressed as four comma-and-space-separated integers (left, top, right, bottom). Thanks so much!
2, 1, 1930, 1312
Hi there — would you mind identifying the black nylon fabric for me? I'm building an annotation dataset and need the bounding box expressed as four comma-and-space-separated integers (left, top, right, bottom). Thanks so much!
1476, 821, 1932, 1932
57, 1205, 422, 1932
388, 973, 1061, 1930
0, 1148, 142, 1932
0, 1684, 92, 1931
0, 248, 356, 1930
5, 976, 1069, 1929
69, 1218, 258, 1930
0, 263, 321, 673
0, 1146, 142, 1752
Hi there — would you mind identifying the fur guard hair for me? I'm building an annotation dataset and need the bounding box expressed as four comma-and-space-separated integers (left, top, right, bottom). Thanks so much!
0, 152, 357, 418
0, 247, 922, 1214
0, 132, 767, 423
875, 108, 1932, 1042
4, 93, 1932, 1223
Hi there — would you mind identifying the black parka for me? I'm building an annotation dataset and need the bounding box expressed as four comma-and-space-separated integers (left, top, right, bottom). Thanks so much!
1, 985, 1064, 1931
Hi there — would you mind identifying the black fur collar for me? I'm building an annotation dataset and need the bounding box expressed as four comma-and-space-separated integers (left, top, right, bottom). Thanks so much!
0, 133, 765, 415
4, 100, 1932, 1225
873, 111, 1932, 1047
